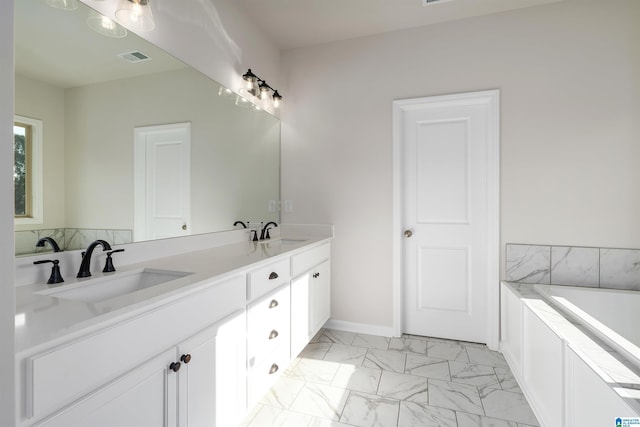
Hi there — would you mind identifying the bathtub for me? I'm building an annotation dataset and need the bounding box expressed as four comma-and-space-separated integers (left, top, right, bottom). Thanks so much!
500, 282, 640, 427
534, 284, 640, 370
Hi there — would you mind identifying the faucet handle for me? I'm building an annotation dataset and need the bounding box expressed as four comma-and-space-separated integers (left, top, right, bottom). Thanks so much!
33, 259, 64, 285
103, 249, 125, 273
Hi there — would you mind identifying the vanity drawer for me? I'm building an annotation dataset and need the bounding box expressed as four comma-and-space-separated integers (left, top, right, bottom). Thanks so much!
247, 346, 291, 407
291, 242, 330, 277
247, 258, 290, 300
247, 285, 290, 369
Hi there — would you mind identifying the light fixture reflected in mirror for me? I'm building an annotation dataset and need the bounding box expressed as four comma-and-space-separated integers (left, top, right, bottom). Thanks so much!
115, 0, 155, 32
235, 96, 255, 108
87, 9, 128, 38
218, 85, 237, 101
241, 69, 283, 109
45, 0, 79, 11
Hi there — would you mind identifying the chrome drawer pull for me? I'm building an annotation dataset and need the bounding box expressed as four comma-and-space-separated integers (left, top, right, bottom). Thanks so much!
269, 329, 279, 340
269, 363, 279, 374
269, 299, 279, 308
268, 272, 279, 280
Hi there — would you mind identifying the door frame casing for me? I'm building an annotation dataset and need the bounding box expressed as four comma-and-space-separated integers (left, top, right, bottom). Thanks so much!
392, 90, 500, 349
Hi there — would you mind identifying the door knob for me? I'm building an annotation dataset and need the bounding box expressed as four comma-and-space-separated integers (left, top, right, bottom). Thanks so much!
182, 224, 187, 231
404, 229, 413, 238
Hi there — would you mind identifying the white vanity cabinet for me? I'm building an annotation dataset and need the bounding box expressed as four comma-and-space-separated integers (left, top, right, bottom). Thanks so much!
17, 237, 333, 426
18, 275, 247, 427
290, 243, 331, 357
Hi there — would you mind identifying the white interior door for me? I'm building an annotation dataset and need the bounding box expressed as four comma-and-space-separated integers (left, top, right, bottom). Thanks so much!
396, 91, 499, 344
134, 123, 190, 241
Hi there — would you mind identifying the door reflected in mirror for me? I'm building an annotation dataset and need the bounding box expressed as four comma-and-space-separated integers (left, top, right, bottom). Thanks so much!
14, 0, 280, 256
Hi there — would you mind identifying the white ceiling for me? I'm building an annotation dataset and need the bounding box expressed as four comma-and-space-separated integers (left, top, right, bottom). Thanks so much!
15, 0, 564, 88
235, 0, 564, 50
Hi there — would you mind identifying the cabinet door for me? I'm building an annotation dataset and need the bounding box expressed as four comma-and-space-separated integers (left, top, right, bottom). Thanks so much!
291, 272, 311, 357
38, 348, 178, 427
291, 260, 331, 357
310, 260, 331, 336
177, 310, 246, 427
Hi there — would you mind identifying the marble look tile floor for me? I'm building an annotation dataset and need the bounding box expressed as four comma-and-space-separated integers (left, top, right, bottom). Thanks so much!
239, 329, 539, 427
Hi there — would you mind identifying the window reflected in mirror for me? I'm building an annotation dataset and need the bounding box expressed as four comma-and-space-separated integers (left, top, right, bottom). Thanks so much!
13, 115, 42, 225
14, 122, 31, 218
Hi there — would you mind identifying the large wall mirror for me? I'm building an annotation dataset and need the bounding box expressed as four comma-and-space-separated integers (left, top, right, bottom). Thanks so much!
14, 0, 280, 256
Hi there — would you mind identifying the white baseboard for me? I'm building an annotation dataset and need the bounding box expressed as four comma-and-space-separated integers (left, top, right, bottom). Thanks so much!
324, 319, 398, 338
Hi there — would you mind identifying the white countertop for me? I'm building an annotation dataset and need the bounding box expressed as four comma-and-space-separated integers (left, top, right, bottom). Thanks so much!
15, 237, 329, 356
504, 282, 640, 413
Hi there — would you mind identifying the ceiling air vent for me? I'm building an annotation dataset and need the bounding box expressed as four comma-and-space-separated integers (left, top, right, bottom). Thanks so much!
117, 50, 152, 63
423, 0, 451, 5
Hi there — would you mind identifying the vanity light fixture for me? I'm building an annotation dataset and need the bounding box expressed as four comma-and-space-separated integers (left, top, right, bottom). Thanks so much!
45, 0, 79, 11
115, 0, 155, 32
87, 9, 128, 38
241, 69, 283, 109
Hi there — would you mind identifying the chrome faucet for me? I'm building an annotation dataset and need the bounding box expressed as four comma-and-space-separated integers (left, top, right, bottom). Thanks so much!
260, 222, 278, 240
77, 240, 112, 278
36, 237, 62, 252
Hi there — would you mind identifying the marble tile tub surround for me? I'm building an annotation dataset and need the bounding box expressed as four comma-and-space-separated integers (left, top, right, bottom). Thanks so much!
506, 243, 640, 290
239, 329, 539, 427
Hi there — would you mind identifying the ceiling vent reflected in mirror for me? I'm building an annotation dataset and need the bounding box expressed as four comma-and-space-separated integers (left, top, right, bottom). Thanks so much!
117, 50, 151, 63
422, 0, 452, 5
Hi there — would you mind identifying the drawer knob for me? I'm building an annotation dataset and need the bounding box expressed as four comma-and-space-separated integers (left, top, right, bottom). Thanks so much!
268, 272, 279, 280
269, 363, 279, 374
180, 354, 192, 364
269, 299, 279, 308
169, 362, 181, 373
269, 329, 279, 340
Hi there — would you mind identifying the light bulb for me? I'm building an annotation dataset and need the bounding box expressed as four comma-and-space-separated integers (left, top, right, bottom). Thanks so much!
87, 9, 128, 38
272, 91, 282, 109
115, 0, 155, 32
131, 3, 142, 22
101, 16, 115, 30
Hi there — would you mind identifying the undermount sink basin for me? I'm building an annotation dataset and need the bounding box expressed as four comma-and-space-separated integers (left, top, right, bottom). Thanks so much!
36, 268, 193, 303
